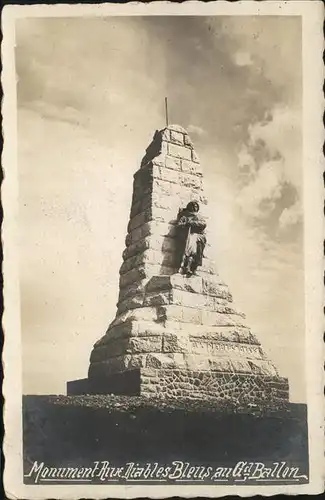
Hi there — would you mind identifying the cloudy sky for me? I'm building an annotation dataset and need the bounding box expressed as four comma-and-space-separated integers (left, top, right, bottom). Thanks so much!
15, 15, 304, 401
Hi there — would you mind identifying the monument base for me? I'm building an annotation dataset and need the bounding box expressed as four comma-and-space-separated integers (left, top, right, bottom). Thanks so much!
67, 368, 289, 407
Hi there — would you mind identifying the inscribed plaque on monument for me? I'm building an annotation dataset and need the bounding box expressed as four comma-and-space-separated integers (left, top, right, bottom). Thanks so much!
2, 1, 324, 498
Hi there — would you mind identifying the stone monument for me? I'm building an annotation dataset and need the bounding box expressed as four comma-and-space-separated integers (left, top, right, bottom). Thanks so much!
68, 125, 289, 407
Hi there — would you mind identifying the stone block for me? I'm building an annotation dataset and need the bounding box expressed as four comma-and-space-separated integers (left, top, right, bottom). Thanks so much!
119, 267, 147, 287
87, 365, 142, 395
159, 264, 178, 275
161, 236, 178, 253
159, 251, 177, 268
146, 263, 176, 277
130, 200, 142, 218
123, 233, 177, 261
179, 172, 203, 190
112, 307, 159, 328
178, 183, 203, 197
127, 207, 178, 235
93, 337, 161, 360
182, 306, 202, 323
118, 279, 148, 302
151, 195, 176, 212
101, 321, 136, 343
163, 332, 191, 353
192, 150, 200, 163
117, 294, 144, 315
121, 261, 176, 284
190, 338, 265, 359
67, 378, 90, 395
202, 277, 233, 300
145, 353, 175, 368
201, 310, 246, 327
152, 178, 177, 197
148, 154, 165, 168
141, 367, 159, 377
125, 225, 143, 247
184, 134, 194, 148
132, 185, 150, 204
183, 354, 210, 371
168, 142, 192, 161
136, 194, 152, 214
136, 320, 167, 337
171, 288, 208, 308
145, 275, 172, 293
127, 211, 147, 233
133, 169, 152, 191
160, 140, 168, 155
181, 159, 202, 175
156, 234, 177, 254
122, 238, 150, 260
207, 296, 228, 307
143, 291, 171, 307
160, 128, 170, 141
150, 206, 178, 224
146, 274, 203, 294
94, 340, 128, 359
188, 326, 257, 345
127, 336, 163, 354
227, 359, 255, 374
125, 355, 148, 370
119, 255, 137, 276
157, 304, 202, 324
153, 221, 179, 238
168, 124, 187, 133
152, 164, 180, 184
173, 274, 203, 294
211, 301, 243, 316
247, 359, 278, 377
172, 353, 188, 366
120, 248, 164, 276
165, 156, 182, 171
169, 129, 184, 145
90, 344, 109, 363
207, 358, 235, 373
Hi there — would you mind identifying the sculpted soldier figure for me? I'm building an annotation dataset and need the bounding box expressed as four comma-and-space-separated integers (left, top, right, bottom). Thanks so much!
177, 201, 207, 276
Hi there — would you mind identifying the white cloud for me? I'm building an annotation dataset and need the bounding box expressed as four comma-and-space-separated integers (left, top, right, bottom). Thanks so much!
236, 105, 302, 227
187, 124, 206, 137
233, 51, 253, 67
249, 106, 302, 189
279, 200, 302, 230
236, 159, 285, 219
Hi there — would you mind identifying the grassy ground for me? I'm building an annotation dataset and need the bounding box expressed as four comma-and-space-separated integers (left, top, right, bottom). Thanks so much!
23, 395, 308, 480
32, 393, 291, 414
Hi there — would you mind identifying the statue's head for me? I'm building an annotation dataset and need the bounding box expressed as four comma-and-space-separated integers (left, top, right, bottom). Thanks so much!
186, 201, 199, 213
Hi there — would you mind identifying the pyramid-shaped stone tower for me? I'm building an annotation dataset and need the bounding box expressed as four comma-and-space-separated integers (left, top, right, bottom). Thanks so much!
68, 125, 289, 407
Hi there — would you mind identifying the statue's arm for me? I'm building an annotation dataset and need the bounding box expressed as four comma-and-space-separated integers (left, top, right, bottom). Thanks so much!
177, 215, 189, 226
189, 218, 206, 231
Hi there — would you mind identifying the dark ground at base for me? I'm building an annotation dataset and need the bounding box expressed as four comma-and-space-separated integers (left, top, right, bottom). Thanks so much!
23, 395, 309, 480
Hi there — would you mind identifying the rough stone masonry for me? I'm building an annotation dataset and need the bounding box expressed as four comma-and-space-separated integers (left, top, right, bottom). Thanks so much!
67, 125, 289, 407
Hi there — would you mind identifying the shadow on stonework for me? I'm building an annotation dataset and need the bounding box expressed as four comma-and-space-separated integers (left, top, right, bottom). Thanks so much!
159, 213, 184, 275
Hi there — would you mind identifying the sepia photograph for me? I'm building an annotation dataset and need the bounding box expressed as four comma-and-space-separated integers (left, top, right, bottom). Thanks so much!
2, 2, 324, 498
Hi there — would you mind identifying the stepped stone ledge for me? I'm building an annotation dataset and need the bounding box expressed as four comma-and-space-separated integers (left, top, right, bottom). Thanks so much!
95, 322, 259, 346
117, 274, 228, 303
